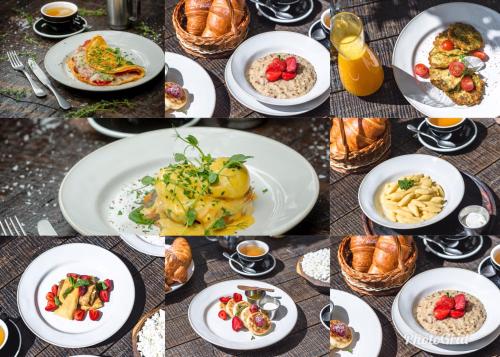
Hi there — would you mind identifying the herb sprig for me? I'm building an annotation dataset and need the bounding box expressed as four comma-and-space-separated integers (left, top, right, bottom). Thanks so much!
398, 178, 415, 190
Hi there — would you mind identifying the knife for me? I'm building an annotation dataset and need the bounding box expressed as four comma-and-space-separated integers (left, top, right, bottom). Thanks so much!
27, 58, 71, 110
37, 219, 58, 236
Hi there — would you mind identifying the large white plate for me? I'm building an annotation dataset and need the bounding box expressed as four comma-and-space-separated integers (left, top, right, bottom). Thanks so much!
358, 154, 465, 230
17, 243, 135, 348
225, 55, 329, 116
330, 289, 382, 357
166, 243, 195, 295
59, 127, 319, 235
397, 267, 500, 345
230, 31, 330, 106
120, 233, 164, 257
188, 279, 297, 350
44, 31, 164, 91
392, 290, 500, 355
392, 2, 500, 117
165, 52, 216, 118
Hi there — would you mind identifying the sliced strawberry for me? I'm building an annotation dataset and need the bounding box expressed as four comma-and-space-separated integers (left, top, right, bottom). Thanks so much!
434, 307, 450, 320
218, 310, 228, 320
104, 279, 113, 290
272, 57, 287, 72
454, 294, 467, 310
51, 284, 58, 296
266, 62, 281, 73
266, 70, 282, 82
45, 300, 57, 312
232, 316, 244, 332
80, 275, 92, 281
89, 309, 101, 321
46, 292, 55, 301
74, 309, 86, 321
99, 289, 110, 302
282, 72, 297, 80
78, 286, 87, 296
285, 56, 297, 73
437, 295, 455, 310
250, 304, 259, 313
233, 293, 242, 303
219, 296, 231, 304
67, 273, 79, 279
450, 309, 465, 319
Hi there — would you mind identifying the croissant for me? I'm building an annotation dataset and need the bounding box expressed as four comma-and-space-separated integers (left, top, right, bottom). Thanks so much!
368, 236, 413, 274
185, 0, 212, 36
330, 118, 387, 157
165, 237, 192, 288
350, 236, 378, 273
202, 0, 245, 37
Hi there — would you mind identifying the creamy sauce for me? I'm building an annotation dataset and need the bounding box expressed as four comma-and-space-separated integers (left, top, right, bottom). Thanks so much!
246, 53, 317, 99
415, 290, 486, 337
262, 302, 278, 310
465, 212, 487, 228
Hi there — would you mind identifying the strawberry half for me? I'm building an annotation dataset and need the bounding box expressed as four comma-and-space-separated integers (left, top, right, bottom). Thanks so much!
99, 289, 110, 302
434, 307, 450, 320
285, 56, 297, 73
266, 70, 282, 82
282, 72, 297, 81
218, 310, 228, 320
74, 309, 86, 321
450, 309, 465, 319
233, 293, 242, 303
45, 301, 57, 312
232, 316, 244, 332
219, 296, 231, 304
51, 284, 58, 296
436, 295, 455, 310
89, 309, 101, 321
454, 294, 467, 310
272, 57, 287, 72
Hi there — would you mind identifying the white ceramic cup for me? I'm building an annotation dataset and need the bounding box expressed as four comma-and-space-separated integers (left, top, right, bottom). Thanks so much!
320, 9, 331, 33
0, 319, 9, 350
490, 244, 500, 272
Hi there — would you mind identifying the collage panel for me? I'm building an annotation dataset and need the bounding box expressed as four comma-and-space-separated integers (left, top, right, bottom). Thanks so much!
330, 1, 500, 118
330, 235, 500, 356
0, 235, 164, 356
166, 235, 330, 356
0, 1, 164, 118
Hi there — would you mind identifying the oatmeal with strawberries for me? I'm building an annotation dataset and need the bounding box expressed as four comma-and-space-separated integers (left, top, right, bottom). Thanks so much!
246, 53, 317, 99
414, 290, 486, 337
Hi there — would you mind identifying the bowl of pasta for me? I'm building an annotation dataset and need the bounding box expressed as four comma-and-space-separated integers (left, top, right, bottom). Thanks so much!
358, 154, 465, 230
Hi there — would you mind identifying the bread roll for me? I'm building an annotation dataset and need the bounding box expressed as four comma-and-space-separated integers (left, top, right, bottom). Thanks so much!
350, 236, 378, 273
330, 118, 387, 157
368, 236, 413, 274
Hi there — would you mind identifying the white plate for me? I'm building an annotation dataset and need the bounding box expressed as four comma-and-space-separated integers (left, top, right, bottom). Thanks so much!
165, 52, 216, 118
358, 154, 465, 230
230, 31, 330, 106
166, 243, 194, 294
17, 243, 135, 348
330, 289, 382, 357
44, 30, 164, 92
417, 118, 478, 153
392, 2, 500, 117
188, 279, 297, 350
397, 267, 500, 345
59, 127, 319, 235
225, 55, 329, 116
120, 233, 164, 257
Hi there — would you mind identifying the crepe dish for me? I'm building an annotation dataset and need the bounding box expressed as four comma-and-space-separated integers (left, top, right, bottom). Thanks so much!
165, 81, 188, 111
165, 237, 193, 292
129, 133, 256, 236
67, 35, 145, 86
330, 319, 353, 350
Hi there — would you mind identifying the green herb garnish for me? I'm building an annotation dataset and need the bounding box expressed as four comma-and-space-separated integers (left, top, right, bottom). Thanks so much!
54, 296, 62, 306
141, 175, 156, 186
68, 99, 133, 118
398, 178, 415, 190
129, 207, 155, 225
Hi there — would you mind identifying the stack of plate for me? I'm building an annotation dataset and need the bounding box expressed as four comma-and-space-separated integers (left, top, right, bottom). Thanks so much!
224, 31, 330, 116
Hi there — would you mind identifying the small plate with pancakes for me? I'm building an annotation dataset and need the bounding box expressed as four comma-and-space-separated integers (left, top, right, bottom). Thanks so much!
188, 279, 297, 350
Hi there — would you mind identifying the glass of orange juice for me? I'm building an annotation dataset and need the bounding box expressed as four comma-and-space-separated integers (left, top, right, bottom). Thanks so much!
331, 12, 384, 96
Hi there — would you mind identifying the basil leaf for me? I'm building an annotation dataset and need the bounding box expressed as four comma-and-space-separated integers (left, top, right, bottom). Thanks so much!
75, 279, 90, 287
54, 296, 61, 306
212, 218, 226, 230
63, 287, 74, 299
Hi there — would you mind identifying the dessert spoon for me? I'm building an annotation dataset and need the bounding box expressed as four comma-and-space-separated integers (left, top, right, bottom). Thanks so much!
222, 252, 257, 274
418, 236, 463, 255
407, 124, 457, 148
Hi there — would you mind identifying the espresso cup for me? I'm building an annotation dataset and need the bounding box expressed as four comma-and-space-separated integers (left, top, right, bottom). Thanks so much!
490, 244, 500, 273
425, 118, 466, 135
236, 240, 269, 263
41, 1, 78, 24
320, 9, 331, 33
0, 319, 9, 350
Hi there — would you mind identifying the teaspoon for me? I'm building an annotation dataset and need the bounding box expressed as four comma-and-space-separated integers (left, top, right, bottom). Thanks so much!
222, 252, 257, 274
418, 236, 463, 256
250, 0, 294, 19
480, 263, 496, 278
407, 124, 457, 148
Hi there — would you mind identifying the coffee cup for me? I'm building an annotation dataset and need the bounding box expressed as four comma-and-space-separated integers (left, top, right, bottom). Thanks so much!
320, 9, 331, 33
490, 244, 500, 273
41, 1, 78, 24
236, 240, 269, 263
425, 118, 466, 135
0, 319, 9, 350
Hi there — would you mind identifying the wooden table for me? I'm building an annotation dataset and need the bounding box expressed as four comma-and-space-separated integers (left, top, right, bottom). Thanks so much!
0, 0, 164, 119
330, 0, 500, 117
330, 119, 500, 235
166, 235, 330, 356
331, 236, 500, 357
0, 118, 329, 236
166, 0, 329, 118
0, 235, 164, 356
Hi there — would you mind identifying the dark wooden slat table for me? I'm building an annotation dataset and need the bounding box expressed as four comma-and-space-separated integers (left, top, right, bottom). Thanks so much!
166, 235, 330, 356
331, 235, 500, 357
330, 119, 500, 236
0, 117, 329, 236
0, 0, 164, 119
329, 0, 500, 117
0, 235, 164, 356
166, 0, 329, 118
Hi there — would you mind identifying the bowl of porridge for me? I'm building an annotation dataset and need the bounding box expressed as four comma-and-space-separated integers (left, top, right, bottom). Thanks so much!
397, 268, 500, 345
230, 31, 330, 106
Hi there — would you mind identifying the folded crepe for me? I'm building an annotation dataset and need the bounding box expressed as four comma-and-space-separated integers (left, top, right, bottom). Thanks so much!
55, 278, 80, 320
67, 35, 145, 86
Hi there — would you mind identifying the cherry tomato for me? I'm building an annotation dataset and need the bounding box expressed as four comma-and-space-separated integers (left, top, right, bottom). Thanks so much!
440, 39, 454, 51
448, 61, 465, 77
460, 76, 475, 92
414, 63, 429, 78
470, 50, 488, 61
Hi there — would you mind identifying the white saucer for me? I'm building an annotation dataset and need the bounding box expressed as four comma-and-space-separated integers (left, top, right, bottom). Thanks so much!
416, 119, 478, 153
224, 55, 328, 116
423, 236, 483, 260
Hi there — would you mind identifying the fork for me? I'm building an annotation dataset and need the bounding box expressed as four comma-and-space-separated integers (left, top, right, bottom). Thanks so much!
7, 51, 46, 97
0, 216, 27, 236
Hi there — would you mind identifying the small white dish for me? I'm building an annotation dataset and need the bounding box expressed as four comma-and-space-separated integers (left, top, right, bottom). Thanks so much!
59, 127, 319, 235
188, 279, 297, 350
44, 30, 164, 92
397, 267, 500, 345
120, 233, 164, 257
358, 154, 465, 230
330, 289, 382, 357
230, 31, 330, 106
17, 243, 135, 348
165, 51, 216, 118
166, 243, 194, 294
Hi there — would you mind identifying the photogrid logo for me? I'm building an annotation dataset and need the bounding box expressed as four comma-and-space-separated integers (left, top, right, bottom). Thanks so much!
403, 333, 471, 345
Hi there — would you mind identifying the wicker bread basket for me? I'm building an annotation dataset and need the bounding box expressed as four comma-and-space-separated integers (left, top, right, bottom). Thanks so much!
330, 118, 391, 173
337, 236, 417, 296
172, 0, 250, 58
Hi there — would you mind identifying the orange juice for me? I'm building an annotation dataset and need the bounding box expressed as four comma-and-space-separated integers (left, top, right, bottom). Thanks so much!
332, 12, 384, 96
